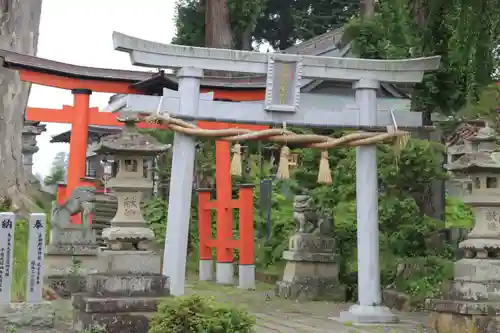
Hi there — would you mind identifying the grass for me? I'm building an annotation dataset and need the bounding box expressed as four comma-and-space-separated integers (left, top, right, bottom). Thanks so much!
12, 219, 28, 301
11, 215, 52, 301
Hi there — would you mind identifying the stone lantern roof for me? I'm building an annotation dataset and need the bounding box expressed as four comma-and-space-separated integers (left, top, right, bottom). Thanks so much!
445, 151, 500, 172
468, 124, 496, 142
92, 118, 169, 156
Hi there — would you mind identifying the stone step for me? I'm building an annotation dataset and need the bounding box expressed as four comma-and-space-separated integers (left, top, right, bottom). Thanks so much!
95, 205, 116, 209
94, 206, 117, 213
73, 295, 166, 313
85, 274, 169, 298
93, 214, 115, 221
449, 280, 500, 302
73, 310, 153, 333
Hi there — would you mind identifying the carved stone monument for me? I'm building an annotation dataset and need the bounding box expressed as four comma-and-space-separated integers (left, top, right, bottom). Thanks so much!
426, 125, 500, 333
276, 194, 345, 301
73, 118, 170, 333
44, 186, 99, 297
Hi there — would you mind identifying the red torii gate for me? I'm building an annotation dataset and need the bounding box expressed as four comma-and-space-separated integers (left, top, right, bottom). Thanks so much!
0, 51, 267, 231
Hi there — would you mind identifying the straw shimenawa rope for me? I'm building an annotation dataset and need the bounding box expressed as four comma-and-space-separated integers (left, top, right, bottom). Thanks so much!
144, 114, 411, 184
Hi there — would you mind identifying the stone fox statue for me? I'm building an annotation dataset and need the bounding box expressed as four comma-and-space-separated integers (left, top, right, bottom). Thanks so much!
293, 194, 318, 233
50, 186, 96, 244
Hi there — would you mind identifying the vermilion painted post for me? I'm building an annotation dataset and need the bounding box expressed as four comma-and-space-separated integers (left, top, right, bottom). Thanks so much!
56, 184, 67, 205
237, 185, 255, 289
197, 189, 213, 281
65, 89, 91, 223
214, 139, 235, 284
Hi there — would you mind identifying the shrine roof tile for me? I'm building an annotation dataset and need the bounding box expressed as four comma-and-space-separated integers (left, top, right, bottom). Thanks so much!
0, 49, 167, 84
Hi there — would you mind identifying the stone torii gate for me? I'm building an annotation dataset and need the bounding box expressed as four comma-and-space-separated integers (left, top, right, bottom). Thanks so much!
111, 31, 440, 323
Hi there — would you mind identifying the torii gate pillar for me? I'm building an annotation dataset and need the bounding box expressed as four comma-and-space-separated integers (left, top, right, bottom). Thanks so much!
350, 78, 390, 321
163, 67, 202, 295
66, 89, 92, 195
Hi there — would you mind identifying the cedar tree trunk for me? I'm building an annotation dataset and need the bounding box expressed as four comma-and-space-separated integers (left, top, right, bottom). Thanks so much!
0, 0, 43, 213
205, 0, 233, 49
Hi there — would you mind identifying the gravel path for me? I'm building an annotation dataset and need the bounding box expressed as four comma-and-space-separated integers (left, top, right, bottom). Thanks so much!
10, 277, 435, 333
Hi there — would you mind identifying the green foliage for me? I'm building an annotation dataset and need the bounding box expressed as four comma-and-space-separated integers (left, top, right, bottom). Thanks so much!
345, 0, 500, 117
173, 0, 205, 47
173, 0, 266, 50
391, 256, 454, 306
173, 0, 359, 50
12, 219, 28, 301
143, 195, 199, 255
253, 187, 295, 268
148, 295, 255, 333
44, 166, 66, 186
253, 0, 359, 50
445, 197, 473, 228
143, 197, 169, 246
459, 83, 500, 127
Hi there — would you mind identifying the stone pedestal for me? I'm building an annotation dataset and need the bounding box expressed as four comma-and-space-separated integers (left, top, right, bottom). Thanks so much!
22, 120, 46, 186
73, 122, 171, 332
275, 233, 345, 301
426, 130, 500, 332
45, 206, 100, 298
426, 259, 500, 332
72, 250, 169, 333
44, 242, 99, 298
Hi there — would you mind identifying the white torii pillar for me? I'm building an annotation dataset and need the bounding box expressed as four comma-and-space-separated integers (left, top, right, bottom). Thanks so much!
111, 31, 440, 323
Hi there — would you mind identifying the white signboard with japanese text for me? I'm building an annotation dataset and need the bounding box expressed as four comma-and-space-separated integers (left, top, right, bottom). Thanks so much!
0, 212, 16, 305
26, 213, 46, 303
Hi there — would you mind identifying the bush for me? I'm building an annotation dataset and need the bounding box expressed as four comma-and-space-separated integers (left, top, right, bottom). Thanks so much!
148, 295, 256, 333
445, 197, 473, 228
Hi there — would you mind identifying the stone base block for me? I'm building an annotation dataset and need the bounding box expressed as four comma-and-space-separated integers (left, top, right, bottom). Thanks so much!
73, 295, 165, 313
425, 298, 500, 332
73, 311, 153, 333
428, 311, 500, 333
199, 259, 213, 281
275, 278, 346, 302
85, 274, 170, 297
381, 289, 411, 311
0, 302, 55, 328
46, 275, 86, 298
216, 262, 234, 285
46, 243, 99, 256
449, 280, 500, 302
44, 251, 100, 277
339, 304, 399, 323
454, 258, 500, 282
98, 250, 162, 274
238, 264, 256, 290
425, 298, 500, 316
281, 259, 339, 281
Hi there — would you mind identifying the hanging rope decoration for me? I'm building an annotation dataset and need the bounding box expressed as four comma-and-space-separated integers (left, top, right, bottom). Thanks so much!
144, 111, 411, 184
230, 143, 242, 176
317, 150, 332, 184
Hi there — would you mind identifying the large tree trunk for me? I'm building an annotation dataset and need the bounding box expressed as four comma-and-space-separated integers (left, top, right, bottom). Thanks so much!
205, 0, 233, 49
361, 0, 375, 18
0, 0, 43, 213
409, 0, 446, 225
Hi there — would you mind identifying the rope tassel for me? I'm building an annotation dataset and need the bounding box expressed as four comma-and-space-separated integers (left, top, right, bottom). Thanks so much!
230, 143, 243, 176
276, 145, 290, 180
317, 150, 332, 184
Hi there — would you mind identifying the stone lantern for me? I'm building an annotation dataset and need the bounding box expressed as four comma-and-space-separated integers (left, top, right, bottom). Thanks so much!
91, 118, 169, 250
22, 120, 46, 185
426, 125, 500, 332
73, 118, 170, 332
